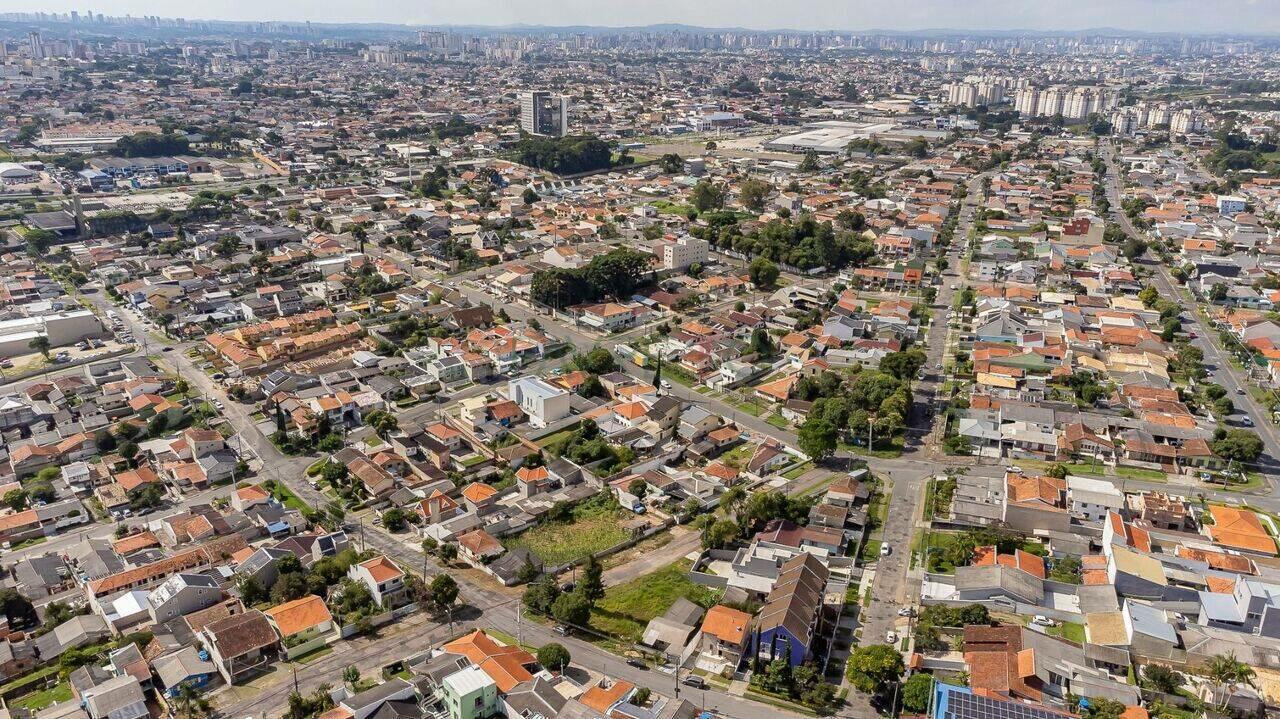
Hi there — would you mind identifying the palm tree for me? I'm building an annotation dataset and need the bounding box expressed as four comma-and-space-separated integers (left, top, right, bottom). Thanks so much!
173, 683, 210, 719
1205, 653, 1256, 710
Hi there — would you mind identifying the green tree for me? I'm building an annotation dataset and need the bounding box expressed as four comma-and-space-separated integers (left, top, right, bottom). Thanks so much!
739, 178, 772, 212
429, 574, 459, 616
845, 644, 905, 694
902, 673, 935, 714
1142, 665, 1184, 694
579, 556, 605, 603
799, 151, 820, 172
1138, 285, 1160, 308
28, 336, 50, 359
551, 591, 591, 627
364, 410, 399, 438
797, 417, 838, 461
748, 258, 780, 289
691, 180, 726, 212
1212, 429, 1264, 463
537, 643, 571, 672
173, 683, 211, 719
341, 665, 361, 692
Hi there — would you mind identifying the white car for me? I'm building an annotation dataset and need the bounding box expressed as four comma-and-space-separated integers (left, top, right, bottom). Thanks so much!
880, 543, 892, 556
898, 607, 916, 617
1032, 615, 1055, 627
886, 631, 898, 644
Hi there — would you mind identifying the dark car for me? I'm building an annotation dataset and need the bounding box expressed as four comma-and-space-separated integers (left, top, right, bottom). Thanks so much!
625, 658, 648, 670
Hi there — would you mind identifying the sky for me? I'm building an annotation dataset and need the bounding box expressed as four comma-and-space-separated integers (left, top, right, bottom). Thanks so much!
17, 0, 1280, 34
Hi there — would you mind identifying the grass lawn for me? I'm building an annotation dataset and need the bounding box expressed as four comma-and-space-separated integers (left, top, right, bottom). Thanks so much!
12, 681, 72, 711
1202, 472, 1266, 493
269, 483, 310, 512
1047, 622, 1086, 643
591, 560, 721, 643
10, 536, 47, 551
536, 427, 579, 449
718, 443, 756, 470
923, 531, 966, 574
726, 397, 766, 417
291, 646, 334, 664
765, 413, 791, 429
0, 667, 57, 696
1115, 466, 1168, 482
782, 462, 813, 480
502, 500, 630, 566
859, 538, 882, 562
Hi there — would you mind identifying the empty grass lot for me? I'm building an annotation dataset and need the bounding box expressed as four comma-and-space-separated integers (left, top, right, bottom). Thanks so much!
501, 498, 629, 566
590, 560, 721, 643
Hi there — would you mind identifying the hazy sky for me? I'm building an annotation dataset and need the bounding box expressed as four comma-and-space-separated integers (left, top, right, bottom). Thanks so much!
19, 0, 1280, 33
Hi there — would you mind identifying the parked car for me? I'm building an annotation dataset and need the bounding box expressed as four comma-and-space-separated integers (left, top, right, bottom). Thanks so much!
880, 543, 891, 556
681, 676, 706, 689
885, 631, 898, 644
553, 625, 570, 636
1032, 615, 1055, 627
898, 607, 916, 617
626, 658, 649, 670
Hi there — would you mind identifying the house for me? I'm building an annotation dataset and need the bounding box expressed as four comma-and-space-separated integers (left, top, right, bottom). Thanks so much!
641, 597, 703, 661
151, 646, 217, 698
81, 675, 148, 719
1067, 475, 1125, 522
199, 609, 279, 684
697, 604, 752, 672
1207, 505, 1278, 556
348, 556, 407, 608
147, 573, 223, 624
749, 552, 829, 667
264, 595, 334, 660
441, 665, 500, 719
457, 528, 505, 566
507, 377, 570, 429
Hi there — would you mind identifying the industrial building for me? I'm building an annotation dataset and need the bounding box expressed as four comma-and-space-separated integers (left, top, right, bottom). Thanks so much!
0, 309, 104, 358
765, 120, 947, 155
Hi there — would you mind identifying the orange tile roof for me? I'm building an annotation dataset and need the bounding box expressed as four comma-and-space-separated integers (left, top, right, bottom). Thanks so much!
358, 556, 403, 583
265, 594, 333, 637
1208, 506, 1277, 556
701, 605, 751, 645
579, 679, 635, 714
111, 531, 159, 555
461, 482, 498, 503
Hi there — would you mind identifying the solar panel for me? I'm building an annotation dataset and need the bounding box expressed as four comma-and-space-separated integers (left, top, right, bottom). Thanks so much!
945, 689, 1065, 719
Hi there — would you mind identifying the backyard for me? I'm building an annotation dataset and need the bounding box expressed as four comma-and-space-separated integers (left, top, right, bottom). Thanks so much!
589, 559, 722, 643
501, 494, 630, 566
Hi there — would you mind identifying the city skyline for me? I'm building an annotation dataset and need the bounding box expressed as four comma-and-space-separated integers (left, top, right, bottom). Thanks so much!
14, 0, 1280, 35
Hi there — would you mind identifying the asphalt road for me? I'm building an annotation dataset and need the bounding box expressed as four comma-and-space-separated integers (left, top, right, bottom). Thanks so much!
1100, 144, 1280, 485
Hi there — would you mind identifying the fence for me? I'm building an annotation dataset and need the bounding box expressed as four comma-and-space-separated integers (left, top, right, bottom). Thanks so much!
337, 602, 420, 639
543, 519, 674, 577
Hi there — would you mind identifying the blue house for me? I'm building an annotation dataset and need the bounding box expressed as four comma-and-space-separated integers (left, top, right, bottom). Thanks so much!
748, 552, 829, 667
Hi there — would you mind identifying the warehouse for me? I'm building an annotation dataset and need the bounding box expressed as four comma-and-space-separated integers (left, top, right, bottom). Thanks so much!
0, 310, 104, 358
765, 120, 947, 154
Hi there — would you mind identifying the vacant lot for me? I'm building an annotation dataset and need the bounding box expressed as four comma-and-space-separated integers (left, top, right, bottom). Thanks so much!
590, 560, 722, 642
502, 498, 629, 566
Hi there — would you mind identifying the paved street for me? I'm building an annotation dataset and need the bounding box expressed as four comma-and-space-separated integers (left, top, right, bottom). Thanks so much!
1101, 144, 1280, 487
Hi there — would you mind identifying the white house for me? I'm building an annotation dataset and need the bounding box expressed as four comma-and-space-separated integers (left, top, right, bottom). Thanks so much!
507, 377, 571, 429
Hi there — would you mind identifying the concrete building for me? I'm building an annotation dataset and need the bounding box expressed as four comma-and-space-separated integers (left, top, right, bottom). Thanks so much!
507, 377, 571, 428
661, 235, 709, 271
0, 309, 104, 358
519, 91, 569, 138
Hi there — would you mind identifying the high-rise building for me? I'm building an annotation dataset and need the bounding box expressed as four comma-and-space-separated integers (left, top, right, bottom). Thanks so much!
520, 91, 569, 137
